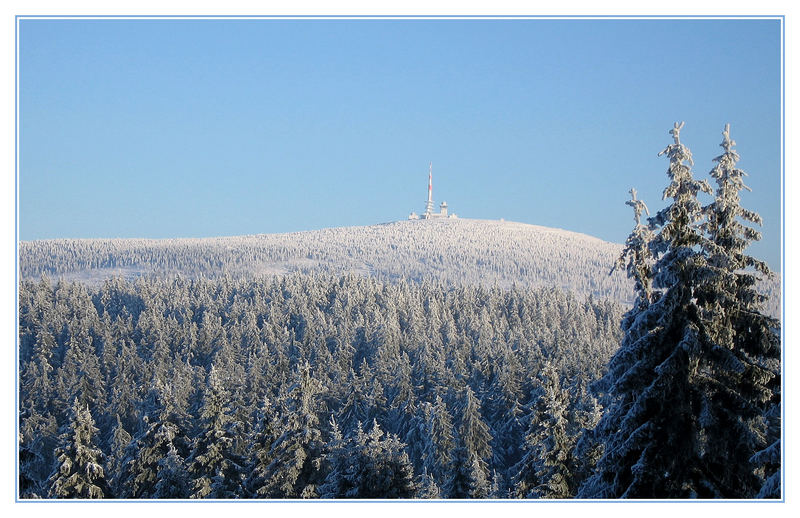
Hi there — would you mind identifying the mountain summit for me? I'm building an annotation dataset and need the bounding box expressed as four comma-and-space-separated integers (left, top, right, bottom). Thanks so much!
20, 218, 636, 304
18, 218, 781, 313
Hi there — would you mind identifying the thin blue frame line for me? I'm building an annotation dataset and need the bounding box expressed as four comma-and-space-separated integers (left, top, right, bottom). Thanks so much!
13, 13, 786, 503
13, 14, 784, 19
15, 14, 20, 503
780, 14, 786, 504
15, 497, 784, 504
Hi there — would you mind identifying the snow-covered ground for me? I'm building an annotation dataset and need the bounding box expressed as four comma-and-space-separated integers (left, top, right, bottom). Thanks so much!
19, 218, 780, 315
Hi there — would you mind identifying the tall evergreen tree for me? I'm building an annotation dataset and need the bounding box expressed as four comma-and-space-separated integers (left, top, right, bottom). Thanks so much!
20, 328, 57, 415
513, 363, 574, 498
187, 365, 246, 499
19, 432, 42, 498
106, 414, 132, 497
613, 187, 654, 311
53, 326, 107, 419
566, 382, 604, 492
580, 122, 713, 498
405, 396, 455, 487
153, 444, 192, 498
118, 410, 191, 498
19, 411, 59, 498
252, 362, 326, 498
319, 419, 417, 498
693, 124, 781, 497
244, 396, 280, 496
416, 468, 442, 498
444, 387, 493, 498
751, 436, 780, 498
47, 399, 111, 499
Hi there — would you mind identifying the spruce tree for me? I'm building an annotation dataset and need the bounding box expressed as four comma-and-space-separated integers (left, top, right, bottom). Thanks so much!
53, 326, 107, 418
253, 361, 326, 498
319, 419, 417, 498
106, 414, 132, 497
317, 416, 349, 498
47, 399, 111, 499
513, 363, 573, 498
694, 124, 781, 497
19, 433, 39, 498
613, 187, 654, 311
118, 411, 190, 498
20, 328, 56, 415
567, 383, 604, 492
405, 396, 455, 486
19, 412, 58, 498
444, 387, 493, 498
187, 365, 246, 499
751, 436, 780, 498
580, 122, 713, 498
416, 469, 442, 498
153, 444, 192, 498
244, 396, 280, 496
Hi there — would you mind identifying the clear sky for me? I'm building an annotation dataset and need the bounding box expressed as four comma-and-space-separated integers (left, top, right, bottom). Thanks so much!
18, 17, 782, 271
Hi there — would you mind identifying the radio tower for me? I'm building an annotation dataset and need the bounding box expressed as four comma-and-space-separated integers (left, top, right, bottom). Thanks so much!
425, 162, 434, 217
408, 161, 456, 220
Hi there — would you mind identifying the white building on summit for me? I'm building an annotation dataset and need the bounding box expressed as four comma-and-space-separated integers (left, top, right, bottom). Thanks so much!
408, 163, 458, 220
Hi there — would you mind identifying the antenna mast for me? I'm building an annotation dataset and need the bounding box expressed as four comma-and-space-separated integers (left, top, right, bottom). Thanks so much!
425, 162, 434, 216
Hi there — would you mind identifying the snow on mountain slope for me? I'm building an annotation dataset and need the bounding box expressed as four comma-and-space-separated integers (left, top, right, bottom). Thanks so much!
18, 218, 780, 313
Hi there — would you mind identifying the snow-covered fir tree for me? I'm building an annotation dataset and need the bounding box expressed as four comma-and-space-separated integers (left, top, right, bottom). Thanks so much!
153, 444, 192, 498
319, 419, 417, 498
244, 396, 280, 495
53, 325, 106, 419
405, 396, 455, 490
118, 410, 190, 498
693, 124, 781, 497
316, 416, 348, 498
187, 365, 246, 498
20, 327, 56, 416
47, 398, 111, 499
19, 412, 58, 498
566, 382, 604, 492
580, 122, 714, 498
106, 414, 132, 497
444, 387, 494, 498
416, 469, 442, 498
751, 433, 780, 498
613, 187, 654, 311
580, 122, 781, 499
253, 361, 326, 498
513, 363, 573, 498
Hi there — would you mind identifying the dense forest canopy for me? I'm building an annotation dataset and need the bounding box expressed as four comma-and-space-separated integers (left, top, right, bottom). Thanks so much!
19, 274, 622, 498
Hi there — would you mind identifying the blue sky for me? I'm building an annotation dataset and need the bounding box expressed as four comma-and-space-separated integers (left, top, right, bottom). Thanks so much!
18, 18, 782, 271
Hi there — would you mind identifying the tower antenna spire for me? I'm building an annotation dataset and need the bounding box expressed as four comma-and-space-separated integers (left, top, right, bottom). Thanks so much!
408, 161, 456, 220
425, 162, 434, 216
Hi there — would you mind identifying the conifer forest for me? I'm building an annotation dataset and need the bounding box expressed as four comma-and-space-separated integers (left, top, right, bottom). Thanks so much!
18, 124, 781, 499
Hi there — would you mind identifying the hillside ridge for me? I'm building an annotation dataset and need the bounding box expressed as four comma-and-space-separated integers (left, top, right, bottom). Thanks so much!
18, 218, 781, 315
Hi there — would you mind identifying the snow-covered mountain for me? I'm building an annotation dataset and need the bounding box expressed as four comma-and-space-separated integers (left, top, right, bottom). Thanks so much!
18, 218, 780, 313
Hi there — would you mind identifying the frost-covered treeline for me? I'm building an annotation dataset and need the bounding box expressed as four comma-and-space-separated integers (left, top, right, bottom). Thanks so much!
19, 274, 622, 499
19, 219, 636, 305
